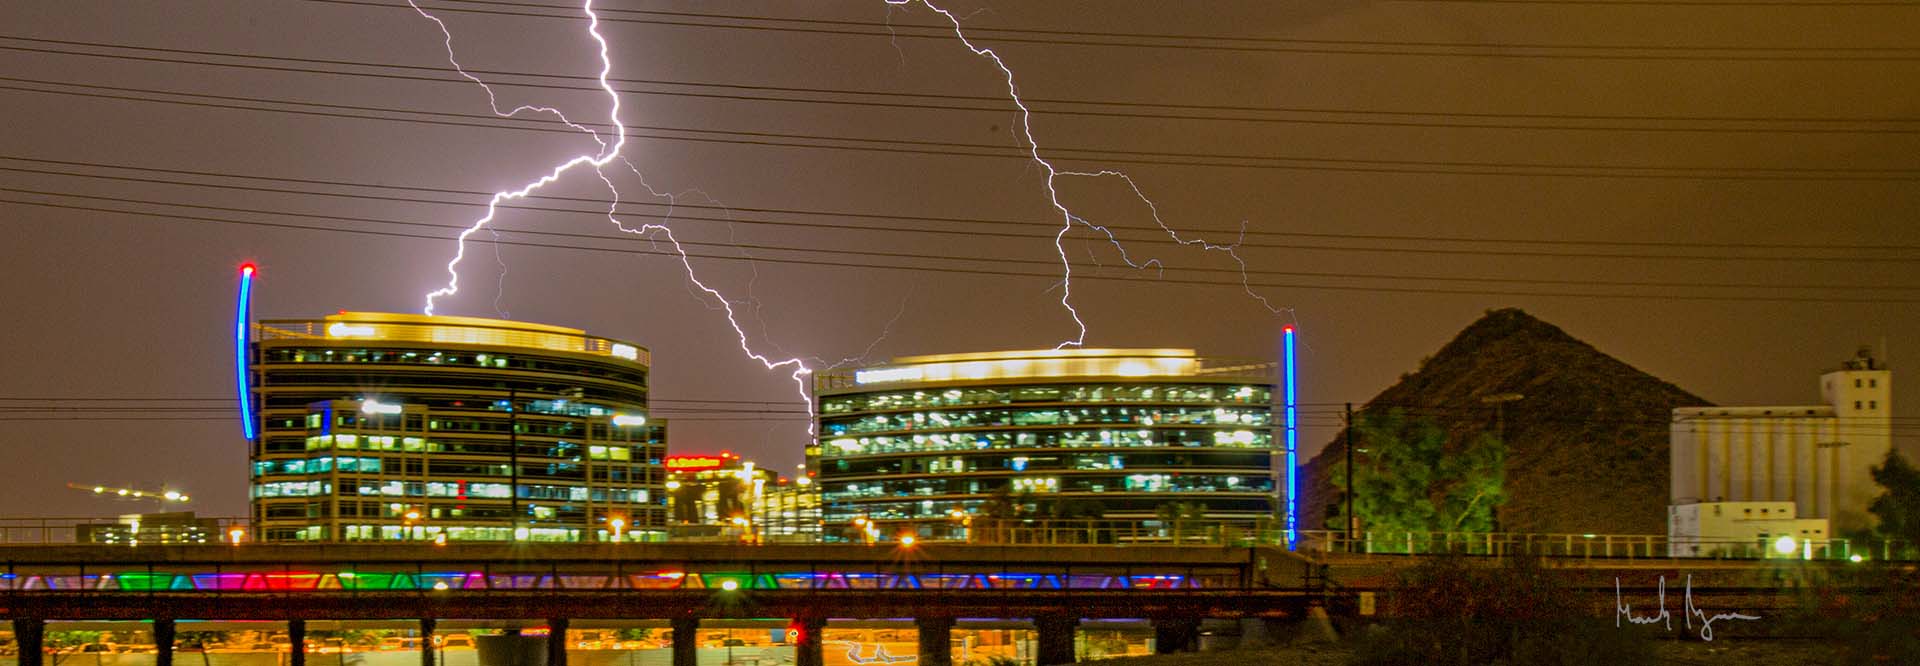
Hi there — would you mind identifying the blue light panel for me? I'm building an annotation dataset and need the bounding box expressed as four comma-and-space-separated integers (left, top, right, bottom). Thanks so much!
235, 264, 256, 441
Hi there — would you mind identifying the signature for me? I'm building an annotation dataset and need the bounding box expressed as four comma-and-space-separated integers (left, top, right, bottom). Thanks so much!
1615, 574, 1761, 641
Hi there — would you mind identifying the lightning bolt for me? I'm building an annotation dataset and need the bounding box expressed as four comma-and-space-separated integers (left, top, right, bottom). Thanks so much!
408, 0, 813, 439
413, 0, 1282, 437
886, 0, 1288, 347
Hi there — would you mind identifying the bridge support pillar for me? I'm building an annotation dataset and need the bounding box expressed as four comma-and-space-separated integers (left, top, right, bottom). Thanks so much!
1033, 614, 1078, 666
13, 618, 44, 666
670, 618, 698, 666
1151, 617, 1199, 654
793, 617, 826, 666
288, 619, 307, 666
418, 618, 435, 666
547, 618, 569, 666
915, 617, 954, 666
153, 618, 177, 666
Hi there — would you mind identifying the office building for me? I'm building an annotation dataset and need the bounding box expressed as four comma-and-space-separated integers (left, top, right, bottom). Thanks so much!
246, 312, 666, 542
813, 348, 1278, 540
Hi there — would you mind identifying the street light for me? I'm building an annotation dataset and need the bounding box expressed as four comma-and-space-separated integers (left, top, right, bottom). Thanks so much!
610, 517, 627, 543
227, 527, 245, 546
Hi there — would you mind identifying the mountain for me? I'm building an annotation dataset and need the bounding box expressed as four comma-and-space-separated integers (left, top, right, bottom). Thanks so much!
1300, 308, 1711, 536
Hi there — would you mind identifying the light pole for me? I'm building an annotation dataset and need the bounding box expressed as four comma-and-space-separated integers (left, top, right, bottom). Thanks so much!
1479, 393, 1525, 445
1344, 403, 1355, 552
1477, 393, 1524, 535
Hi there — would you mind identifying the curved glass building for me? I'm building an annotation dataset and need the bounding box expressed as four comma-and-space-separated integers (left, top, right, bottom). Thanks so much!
813, 349, 1277, 540
246, 312, 665, 542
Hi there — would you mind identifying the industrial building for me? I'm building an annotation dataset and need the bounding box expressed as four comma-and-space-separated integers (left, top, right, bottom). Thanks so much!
1669, 348, 1893, 548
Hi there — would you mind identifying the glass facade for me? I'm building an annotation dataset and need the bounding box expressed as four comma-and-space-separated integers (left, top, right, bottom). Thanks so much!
813, 349, 1277, 541
247, 312, 666, 542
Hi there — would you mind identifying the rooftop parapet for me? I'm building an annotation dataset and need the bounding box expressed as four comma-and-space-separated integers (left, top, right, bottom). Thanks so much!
255, 312, 648, 366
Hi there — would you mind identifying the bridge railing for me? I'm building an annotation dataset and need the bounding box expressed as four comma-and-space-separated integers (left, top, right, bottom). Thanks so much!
1293, 529, 1917, 562
0, 558, 1249, 593
5, 516, 1912, 562
0, 516, 253, 546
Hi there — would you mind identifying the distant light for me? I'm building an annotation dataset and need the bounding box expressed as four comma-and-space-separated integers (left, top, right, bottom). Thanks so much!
899, 536, 916, 548
719, 579, 740, 592
227, 527, 245, 546
434, 533, 447, 546
163, 491, 181, 501
610, 343, 639, 361
433, 581, 450, 591
117, 489, 130, 496
92, 487, 104, 494
1773, 536, 1797, 556
612, 414, 647, 427
361, 400, 403, 415
1849, 554, 1865, 563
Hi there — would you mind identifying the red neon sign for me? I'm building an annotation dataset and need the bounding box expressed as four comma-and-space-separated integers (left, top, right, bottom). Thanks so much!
665, 456, 724, 471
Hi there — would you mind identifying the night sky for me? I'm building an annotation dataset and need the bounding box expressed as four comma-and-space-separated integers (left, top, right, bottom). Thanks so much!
1, 1, 1915, 520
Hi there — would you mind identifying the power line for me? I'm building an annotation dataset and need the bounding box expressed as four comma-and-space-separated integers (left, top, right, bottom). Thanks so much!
1387, 0, 1917, 6
304, 0, 1920, 61
10, 35, 1917, 126
0, 62, 1902, 252
8, 195, 1920, 304
9, 156, 1920, 263
440, 0, 1920, 53
10, 184, 1920, 291
8, 77, 1918, 180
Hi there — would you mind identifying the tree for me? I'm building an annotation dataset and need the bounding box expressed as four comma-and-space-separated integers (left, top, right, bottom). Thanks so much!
980, 486, 1031, 520
1867, 449, 1920, 557
1329, 409, 1506, 541
1155, 501, 1207, 541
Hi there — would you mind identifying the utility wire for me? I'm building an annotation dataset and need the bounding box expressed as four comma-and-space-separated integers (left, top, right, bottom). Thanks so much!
438, 0, 1920, 53
8, 156, 1920, 264
9, 35, 1916, 125
7, 196, 1920, 304
10, 184, 1919, 291
302, 0, 1920, 61
7, 78, 1917, 180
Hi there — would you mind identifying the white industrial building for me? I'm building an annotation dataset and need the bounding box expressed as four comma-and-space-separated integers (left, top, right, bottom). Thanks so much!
1669, 348, 1892, 553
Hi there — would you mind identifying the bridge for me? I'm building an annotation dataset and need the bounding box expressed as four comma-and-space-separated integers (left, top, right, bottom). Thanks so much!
0, 543, 1312, 666
0, 535, 1898, 666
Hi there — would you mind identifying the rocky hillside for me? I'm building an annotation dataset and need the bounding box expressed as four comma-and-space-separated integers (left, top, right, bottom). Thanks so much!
1302, 309, 1710, 535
